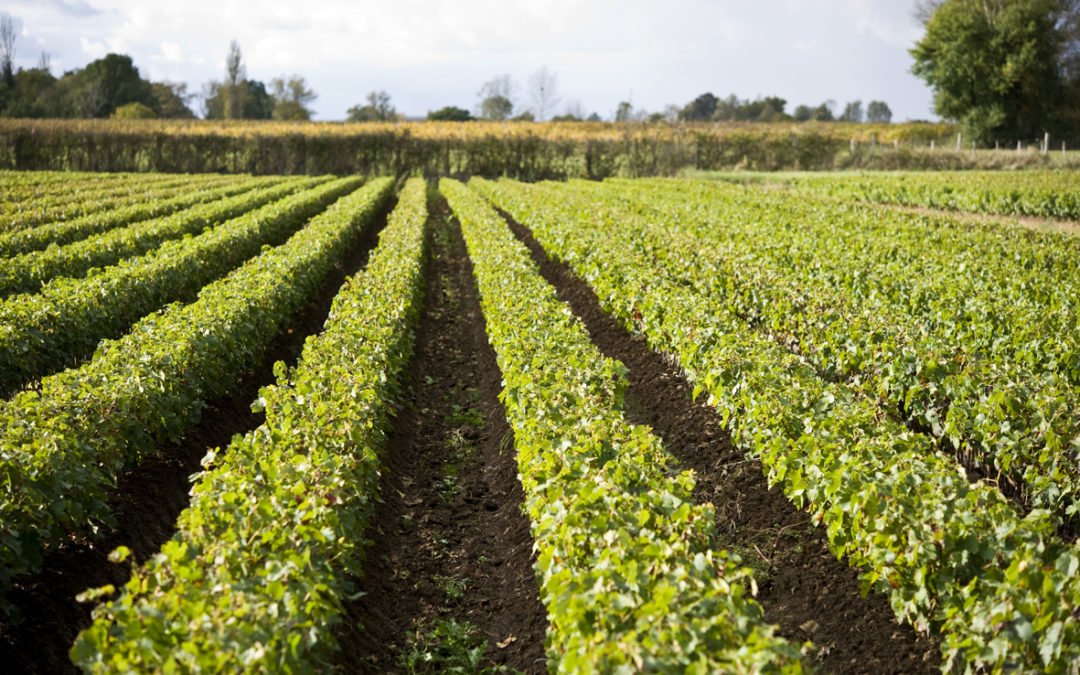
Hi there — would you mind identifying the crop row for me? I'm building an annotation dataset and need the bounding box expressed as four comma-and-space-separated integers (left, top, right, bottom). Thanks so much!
2, 172, 174, 218
0, 176, 393, 609
0, 176, 346, 395
560, 177, 1080, 518
0, 176, 279, 257
784, 170, 1080, 219
0, 169, 117, 190
443, 178, 805, 673
0, 177, 303, 297
71, 178, 426, 673
475, 177, 1080, 672
0, 173, 239, 234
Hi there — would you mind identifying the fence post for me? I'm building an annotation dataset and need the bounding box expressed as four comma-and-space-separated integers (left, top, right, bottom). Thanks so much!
1017, 140, 1022, 154
850, 137, 855, 153
930, 139, 935, 151
956, 132, 962, 152
1064, 141, 1068, 161
1044, 132, 1050, 156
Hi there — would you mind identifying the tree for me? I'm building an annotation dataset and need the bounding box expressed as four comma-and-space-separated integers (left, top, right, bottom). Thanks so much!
866, 100, 893, 123
347, 90, 396, 122
270, 75, 316, 120
614, 100, 634, 122
0, 15, 16, 87
428, 105, 471, 121
242, 80, 273, 119
223, 40, 246, 120
526, 66, 561, 121
839, 99, 864, 122
476, 74, 515, 120
150, 81, 195, 118
812, 100, 836, 121
793, 104, 814, 122
202, 78, 271, 119
3, 66, 59, 117
911, 0, 1069, 142
680, 92, 718, 121
56, 53, 152, 118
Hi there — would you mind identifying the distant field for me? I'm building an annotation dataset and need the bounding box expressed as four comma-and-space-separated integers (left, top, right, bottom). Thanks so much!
687, 168, 1080, 220
2, 170, 1080, 673
7, 117, 1067, 176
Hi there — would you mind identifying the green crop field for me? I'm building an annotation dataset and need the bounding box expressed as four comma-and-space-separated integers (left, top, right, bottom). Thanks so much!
1, 168, 1079, 673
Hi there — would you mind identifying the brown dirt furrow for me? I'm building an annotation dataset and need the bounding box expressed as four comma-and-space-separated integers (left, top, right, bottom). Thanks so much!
501, 211, 941, 675
0, 193, 397, 675
334, 195, 547, 674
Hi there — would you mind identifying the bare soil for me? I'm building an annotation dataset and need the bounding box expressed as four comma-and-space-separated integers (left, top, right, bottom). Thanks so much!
335, 197, 547, 673
502, 211, 942, 675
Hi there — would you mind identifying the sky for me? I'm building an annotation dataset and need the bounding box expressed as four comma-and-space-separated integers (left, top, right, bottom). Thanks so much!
2, 0, 939, 122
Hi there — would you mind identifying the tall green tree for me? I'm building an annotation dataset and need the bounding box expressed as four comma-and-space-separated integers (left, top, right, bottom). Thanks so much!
911, 0, 1069, 141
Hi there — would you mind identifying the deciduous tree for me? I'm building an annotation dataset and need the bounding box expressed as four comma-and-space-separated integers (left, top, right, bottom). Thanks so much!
476, 74, 515, 120
270, 75, 316, 120
911, 0, 1069, 141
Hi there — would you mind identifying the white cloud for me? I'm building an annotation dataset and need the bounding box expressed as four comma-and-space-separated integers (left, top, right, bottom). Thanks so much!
79, 35, 106, 58
160, 40, 183, 63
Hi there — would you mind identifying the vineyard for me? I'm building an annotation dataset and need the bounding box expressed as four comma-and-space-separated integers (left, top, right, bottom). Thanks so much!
0, 168, 1079, 672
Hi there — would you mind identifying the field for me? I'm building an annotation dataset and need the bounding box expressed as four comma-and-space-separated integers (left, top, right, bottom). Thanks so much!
1, 168, 1079, 673
8, 118, 1079, 177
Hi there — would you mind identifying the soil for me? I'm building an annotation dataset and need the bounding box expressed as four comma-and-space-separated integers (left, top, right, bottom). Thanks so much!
0, 193, 398, 675
881, 202, 1080, 237
502, 211, 943, 675
335, 196, 547, 673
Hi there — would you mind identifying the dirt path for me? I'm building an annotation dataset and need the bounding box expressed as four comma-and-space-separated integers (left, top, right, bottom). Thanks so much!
335, 196, 547, 674
876, 201, 1080, 237
502, 212, 942, 675
0, 195, 397, 675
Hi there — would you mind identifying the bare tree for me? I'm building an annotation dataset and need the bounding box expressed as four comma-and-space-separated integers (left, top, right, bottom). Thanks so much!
223, 39, 246, 120
37, 50, 50, 73
0, 15, 17, 84
527, 66, 561, 122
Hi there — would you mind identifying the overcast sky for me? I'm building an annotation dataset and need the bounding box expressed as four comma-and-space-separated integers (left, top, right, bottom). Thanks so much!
2, 0, 938, 122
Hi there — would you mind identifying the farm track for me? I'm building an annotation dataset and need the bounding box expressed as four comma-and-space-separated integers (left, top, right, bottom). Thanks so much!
880, 201, 1080, 237
503, 212, 942, 675
0, 193, 399, 675
337, 197, 547, 673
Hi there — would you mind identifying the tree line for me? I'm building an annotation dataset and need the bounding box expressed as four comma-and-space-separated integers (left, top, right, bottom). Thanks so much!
0, 19, 895, 127
0, 30, 315, 121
